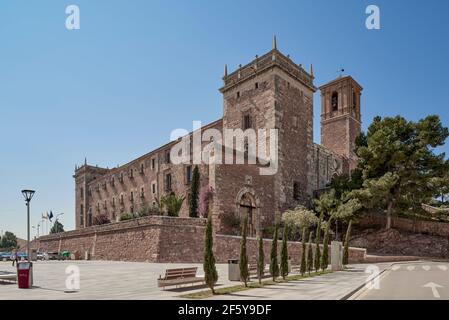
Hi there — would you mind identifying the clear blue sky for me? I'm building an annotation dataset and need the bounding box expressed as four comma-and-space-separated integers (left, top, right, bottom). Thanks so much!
1, 0, 448, 239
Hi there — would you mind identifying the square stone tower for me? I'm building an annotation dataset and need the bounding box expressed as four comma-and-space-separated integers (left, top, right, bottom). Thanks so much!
320, 76, 363, 171
214, 37, 317, 234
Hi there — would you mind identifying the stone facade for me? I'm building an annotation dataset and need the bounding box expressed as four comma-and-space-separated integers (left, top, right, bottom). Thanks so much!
37, 216, 366, 263
74, 43, 362, 237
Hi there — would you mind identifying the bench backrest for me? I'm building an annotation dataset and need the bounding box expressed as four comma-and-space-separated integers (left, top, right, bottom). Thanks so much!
164, 267, 198, 280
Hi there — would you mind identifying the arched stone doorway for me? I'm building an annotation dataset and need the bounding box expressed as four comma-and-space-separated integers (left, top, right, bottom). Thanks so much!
235, 188, 260, 237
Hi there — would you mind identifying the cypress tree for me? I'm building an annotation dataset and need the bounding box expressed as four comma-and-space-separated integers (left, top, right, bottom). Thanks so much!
203, 215, 218, 294
269, 223, 279, 281
239, 215, 249, 287
314, 216, 322, 273
189, 165, 200, 217
321, 218, 332, 271
280, 224, 289, 280
300, 227, 307, 276
307, 231, 314, 275
257, 236, 265, 285
342, 220, 353, 266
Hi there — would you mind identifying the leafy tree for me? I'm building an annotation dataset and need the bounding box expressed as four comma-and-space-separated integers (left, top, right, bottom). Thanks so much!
282, 205, 318, 240
257, 237, 265, 285
50, 220, 65, 233
280, 224, 289, 280
355, 115, 449, 228
320, 217, 332, 271
0, 231, 18, 250
239, 215, 249, 287
307, 231, 314, 275
342, 220, 353, 266
189, 165, 200, 217
204, 215, 218, 294
161, 193, 185, 217
269, 223, 279, 281
314, 190, 340, 221
331, 169, 363, 199
314, 215, 322, 273
430, 173, 449, 204
300, 227, 307, 276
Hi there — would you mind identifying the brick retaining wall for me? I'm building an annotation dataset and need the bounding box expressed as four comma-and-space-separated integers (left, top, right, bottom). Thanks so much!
36, 216, 366, 264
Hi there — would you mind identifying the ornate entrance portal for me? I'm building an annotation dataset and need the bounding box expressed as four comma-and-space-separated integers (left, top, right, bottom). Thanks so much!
236, 188, 260, 237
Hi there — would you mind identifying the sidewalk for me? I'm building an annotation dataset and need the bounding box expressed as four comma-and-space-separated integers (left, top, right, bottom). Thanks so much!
205, 263, 392, 300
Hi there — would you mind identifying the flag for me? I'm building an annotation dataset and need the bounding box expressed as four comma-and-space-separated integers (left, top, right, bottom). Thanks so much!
49, 211, 54, 222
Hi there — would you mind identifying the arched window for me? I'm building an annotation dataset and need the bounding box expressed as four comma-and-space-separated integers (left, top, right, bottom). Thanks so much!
331, 91, 339, 111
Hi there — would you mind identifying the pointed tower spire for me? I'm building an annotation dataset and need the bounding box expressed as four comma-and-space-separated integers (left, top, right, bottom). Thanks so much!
84, 157, 87, 166
272, 35, 277, 50
224, 64, 228, 77
310, 64, 314, 78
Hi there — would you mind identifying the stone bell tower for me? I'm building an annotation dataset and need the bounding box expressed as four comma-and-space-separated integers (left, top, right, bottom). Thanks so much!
320, 76, 363, 171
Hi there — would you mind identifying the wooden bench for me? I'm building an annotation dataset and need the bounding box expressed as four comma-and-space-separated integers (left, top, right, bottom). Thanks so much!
0, 271, 17, 283
157, 267, 205, 289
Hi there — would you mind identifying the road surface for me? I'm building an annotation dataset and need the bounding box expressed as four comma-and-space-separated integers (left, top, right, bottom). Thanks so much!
354, 261, 449, 300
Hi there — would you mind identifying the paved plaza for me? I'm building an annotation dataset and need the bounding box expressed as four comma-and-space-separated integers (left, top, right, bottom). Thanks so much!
0, 260, 235, 300
0, 260, 397, 300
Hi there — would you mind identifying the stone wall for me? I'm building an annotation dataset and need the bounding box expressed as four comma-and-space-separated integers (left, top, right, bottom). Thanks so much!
359, 213, 449, 238
36, 216, 366, 264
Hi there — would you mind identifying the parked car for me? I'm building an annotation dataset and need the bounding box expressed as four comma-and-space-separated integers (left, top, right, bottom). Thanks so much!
37, 252, 49, 261
0, 252, 11, 261
47, 251, 60, 260
17, 252, 28, 260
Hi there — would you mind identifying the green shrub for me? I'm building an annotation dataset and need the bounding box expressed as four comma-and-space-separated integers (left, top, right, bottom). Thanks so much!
119, 212, 134, 221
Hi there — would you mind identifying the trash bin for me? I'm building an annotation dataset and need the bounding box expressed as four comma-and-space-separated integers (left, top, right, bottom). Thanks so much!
17, 261, 33, 289
228, 259, 240, 281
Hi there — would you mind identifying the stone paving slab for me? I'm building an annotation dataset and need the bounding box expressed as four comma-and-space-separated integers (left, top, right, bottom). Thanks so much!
0, 261, 234, 300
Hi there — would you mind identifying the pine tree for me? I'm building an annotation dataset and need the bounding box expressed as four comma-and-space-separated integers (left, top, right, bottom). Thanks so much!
280, 224, 289, 280
307, 231, 314, 275
203, 215, 218, 294
300, 227, 307, 276
321, 218, 332, 271
239, 215, 249, 287
269, 223, 279, 281
257, 236, 265, 285
342, 220, 353, 266
189, 165, 200, 217
314, 216, 322, 273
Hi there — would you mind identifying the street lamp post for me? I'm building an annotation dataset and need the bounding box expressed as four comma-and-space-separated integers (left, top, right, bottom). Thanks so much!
21, 190, 35, 261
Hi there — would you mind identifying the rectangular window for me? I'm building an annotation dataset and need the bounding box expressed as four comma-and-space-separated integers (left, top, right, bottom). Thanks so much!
130, 191, 134, 202
165, 173, 172, 191
80, 204, 84, 226
255, 82, 259, 89
237, 91, 240, 98
186, 165, 192, 184
80, 187, 84, 199
293, 182, 301, 200
165, 151, 171, 164
243, 114, 251, 130
151, 158, 156, 170
152, 182, 156, 194
140, 163, 145, 174
140, 187, 145, 198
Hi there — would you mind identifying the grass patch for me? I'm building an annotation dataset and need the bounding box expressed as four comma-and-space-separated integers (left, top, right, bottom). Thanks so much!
180, 270, 332, 299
